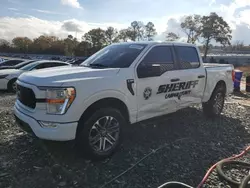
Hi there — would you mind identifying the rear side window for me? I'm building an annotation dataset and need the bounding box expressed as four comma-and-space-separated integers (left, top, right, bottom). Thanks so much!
175, 46, 200, 69
1, 60, 23, 66
141, 46, 174, 71
46, 63, 66, 68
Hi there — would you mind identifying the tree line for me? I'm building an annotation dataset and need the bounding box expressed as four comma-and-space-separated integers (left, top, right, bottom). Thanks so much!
0, 12, 243, 59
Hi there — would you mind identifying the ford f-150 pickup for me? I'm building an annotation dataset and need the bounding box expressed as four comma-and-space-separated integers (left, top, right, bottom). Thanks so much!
14, 42, 234, 160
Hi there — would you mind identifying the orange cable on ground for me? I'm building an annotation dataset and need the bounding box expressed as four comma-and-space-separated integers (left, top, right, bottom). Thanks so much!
197, 146, 250, 188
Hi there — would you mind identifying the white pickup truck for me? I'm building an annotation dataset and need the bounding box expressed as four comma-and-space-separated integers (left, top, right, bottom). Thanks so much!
14, 42, 234, 160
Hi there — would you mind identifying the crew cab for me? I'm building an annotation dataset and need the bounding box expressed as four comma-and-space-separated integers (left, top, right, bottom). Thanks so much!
14, 42, 234, 160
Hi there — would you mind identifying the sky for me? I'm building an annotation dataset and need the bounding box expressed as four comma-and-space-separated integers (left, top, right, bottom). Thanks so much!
0, 0, 250, 44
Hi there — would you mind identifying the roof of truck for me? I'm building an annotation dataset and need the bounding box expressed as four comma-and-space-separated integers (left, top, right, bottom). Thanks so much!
113, 41, 197, 47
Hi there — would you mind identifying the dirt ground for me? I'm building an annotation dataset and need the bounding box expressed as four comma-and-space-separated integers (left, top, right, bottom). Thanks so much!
0, 91, 250, 188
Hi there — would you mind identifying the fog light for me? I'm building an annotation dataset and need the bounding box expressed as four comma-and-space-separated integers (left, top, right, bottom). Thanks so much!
39, 121, 57, 128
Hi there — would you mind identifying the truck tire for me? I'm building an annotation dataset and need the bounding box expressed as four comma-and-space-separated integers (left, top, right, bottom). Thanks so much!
202, 84, 226, 118
76, 108, 125, 160
7, 78, 17, 93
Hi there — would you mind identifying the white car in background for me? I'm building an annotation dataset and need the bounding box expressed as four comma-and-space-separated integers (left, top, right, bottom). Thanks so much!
0, 60, 70, 92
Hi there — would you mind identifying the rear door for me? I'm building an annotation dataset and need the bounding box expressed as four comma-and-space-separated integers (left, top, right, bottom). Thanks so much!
135, 44, 181, 121
173, 45, 206, 107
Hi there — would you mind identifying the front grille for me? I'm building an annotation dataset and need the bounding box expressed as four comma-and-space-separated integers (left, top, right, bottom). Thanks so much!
17, 84, 36, 109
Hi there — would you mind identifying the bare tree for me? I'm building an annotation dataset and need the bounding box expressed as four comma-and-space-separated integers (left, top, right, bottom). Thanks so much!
180, 14, 202, 44
166, 32, 180, 41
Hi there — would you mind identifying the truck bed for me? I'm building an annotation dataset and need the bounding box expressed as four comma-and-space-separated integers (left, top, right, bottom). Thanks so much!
202, 63, 234, 103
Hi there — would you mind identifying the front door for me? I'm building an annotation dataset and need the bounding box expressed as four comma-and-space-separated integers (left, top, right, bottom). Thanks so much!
173, 45, 206, 107
135, 44, 181, 122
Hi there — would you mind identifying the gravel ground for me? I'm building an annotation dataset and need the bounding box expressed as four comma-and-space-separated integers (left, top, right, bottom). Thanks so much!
0, 92, 249, 188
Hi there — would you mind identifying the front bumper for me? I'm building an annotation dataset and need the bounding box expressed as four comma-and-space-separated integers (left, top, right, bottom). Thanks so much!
14, 105, 78, 141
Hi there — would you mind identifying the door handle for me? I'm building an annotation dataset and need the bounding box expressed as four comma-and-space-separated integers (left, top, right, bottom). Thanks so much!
198, 75, 205, 78
126, 79, 135, 95
171, 78, 180, 82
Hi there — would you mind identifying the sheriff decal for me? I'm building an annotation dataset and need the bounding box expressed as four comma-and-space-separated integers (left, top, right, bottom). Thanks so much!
157, 80, 199, 100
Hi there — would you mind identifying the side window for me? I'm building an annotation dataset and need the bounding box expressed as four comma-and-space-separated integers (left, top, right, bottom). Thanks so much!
46, 63, 67, 68
38, 63, 59, 69
175, 46, 200, 69
45, 63, 58, 68
140, 46, 174, 71
34, 64, 46, 69
54, 63, 68, 67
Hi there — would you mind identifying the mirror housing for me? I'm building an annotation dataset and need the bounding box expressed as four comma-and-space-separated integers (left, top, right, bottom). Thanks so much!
137, 63, 161, 78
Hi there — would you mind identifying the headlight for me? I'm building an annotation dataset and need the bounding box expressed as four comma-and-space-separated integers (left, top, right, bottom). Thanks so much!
0, 74, 9, 79
46, 87, 76, 115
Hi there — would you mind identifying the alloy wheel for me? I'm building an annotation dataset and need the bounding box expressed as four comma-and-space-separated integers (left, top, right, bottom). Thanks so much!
89, 116, 120, 153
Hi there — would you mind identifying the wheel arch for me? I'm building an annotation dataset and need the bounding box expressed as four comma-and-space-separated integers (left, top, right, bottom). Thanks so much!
214, 80, 226, 93
203, 79, 227, 102
76, 97, 130, 135
7, 77, 17, 91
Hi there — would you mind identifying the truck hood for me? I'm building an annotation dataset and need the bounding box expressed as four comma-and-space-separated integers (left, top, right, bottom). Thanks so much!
18, 66, 120, 86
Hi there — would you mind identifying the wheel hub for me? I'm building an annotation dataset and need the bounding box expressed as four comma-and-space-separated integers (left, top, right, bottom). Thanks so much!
89, 116, 120, 153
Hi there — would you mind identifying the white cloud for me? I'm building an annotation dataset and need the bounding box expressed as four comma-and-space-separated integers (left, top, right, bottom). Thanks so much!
61, 0, 83, 9
217, 0, 250, 43
0, 17, 126, 41
8, 8, 18, 11
61, 19, 86, 32
1, 0, 250, 45
32, 9, 66, 15
209, 0, 216, 6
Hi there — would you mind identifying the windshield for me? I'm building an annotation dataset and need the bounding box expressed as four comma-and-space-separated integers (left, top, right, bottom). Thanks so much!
0, 60, 23, 66
81, 44, 147, 68
20, 62, 40, 71
14, 60, 35, 69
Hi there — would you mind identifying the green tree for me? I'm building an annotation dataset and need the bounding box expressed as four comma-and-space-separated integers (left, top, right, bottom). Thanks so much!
0, 39, 9, 46
82, 28, 107, 54
129, 21, 138, 41
75, 41, 91, 56
166, 32, 180, 41
0, 39, 11, 53
180, 14, 202, 44
83, 28, 106, 48
145, 22, 157, 41
118, 29, 130, 42
49, 39, 65, 55
128, 21, 145, 41
105, 27, 119, 44
32, 35, 55, 53
201, 12, 232, 59
12, 37, 32, 53
64, 35, 79, 56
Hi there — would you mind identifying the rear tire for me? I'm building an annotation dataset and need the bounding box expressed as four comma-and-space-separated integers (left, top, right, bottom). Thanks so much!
7, 78, 17, 93
202, 85, 226, 118
76, 108, 125, 160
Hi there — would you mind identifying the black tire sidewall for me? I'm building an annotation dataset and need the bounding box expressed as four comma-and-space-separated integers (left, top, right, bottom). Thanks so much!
76, 108, 125, 160
211, 87, 225, 115
203, 86, 225, 117
7, 78, 17, 93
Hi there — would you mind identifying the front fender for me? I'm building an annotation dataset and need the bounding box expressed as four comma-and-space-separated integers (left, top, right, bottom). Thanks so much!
76, 89, 137, 124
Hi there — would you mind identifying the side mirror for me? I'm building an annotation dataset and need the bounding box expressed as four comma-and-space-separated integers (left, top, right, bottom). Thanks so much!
137, 63, 161, 78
